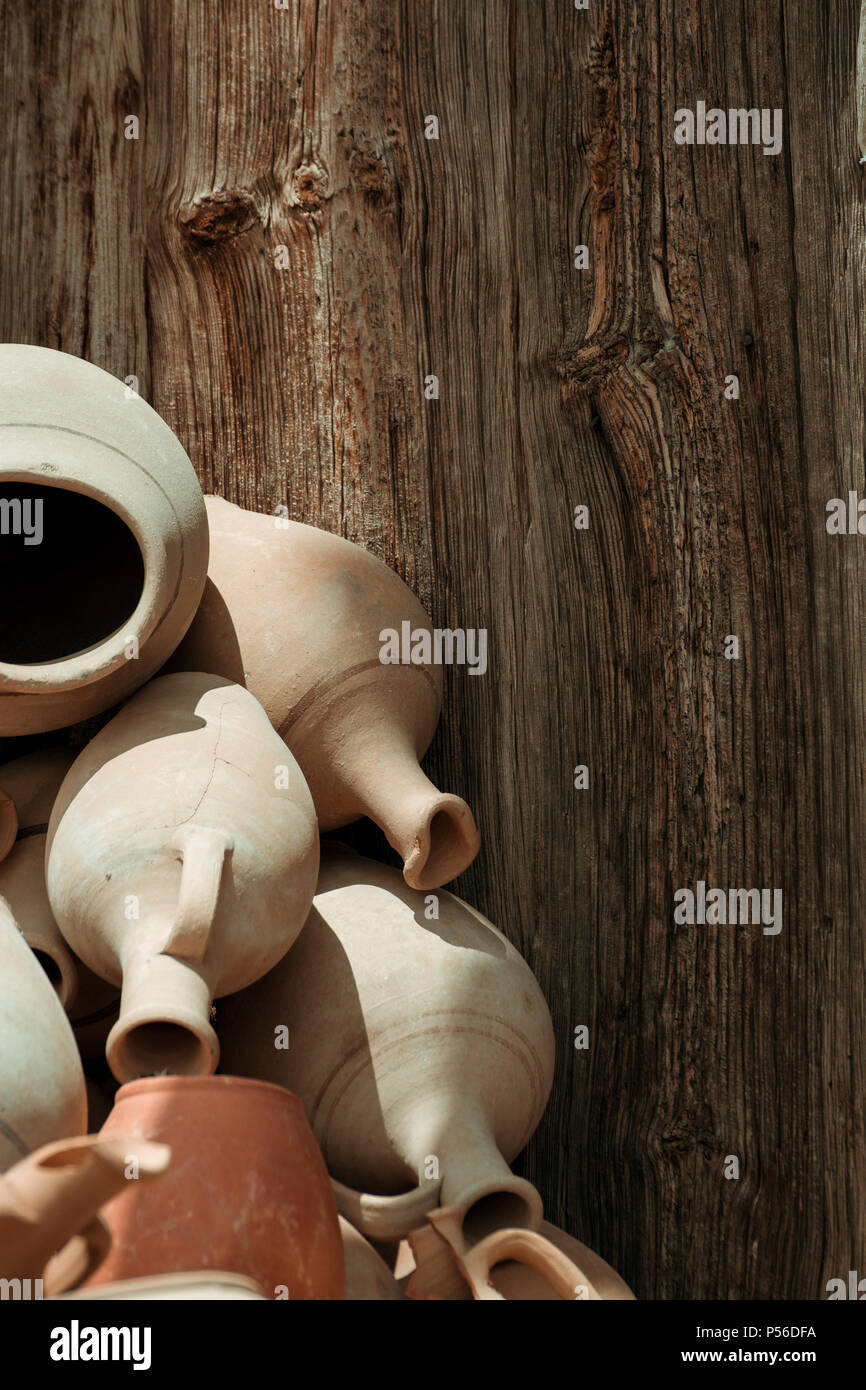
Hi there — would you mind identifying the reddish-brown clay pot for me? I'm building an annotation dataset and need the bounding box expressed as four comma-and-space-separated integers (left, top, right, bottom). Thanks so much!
85, 1076, 344, 1300
169, 496, 480, 889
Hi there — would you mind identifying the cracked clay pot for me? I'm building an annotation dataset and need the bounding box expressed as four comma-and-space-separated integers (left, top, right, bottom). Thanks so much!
85, 1076, 345, 1299
217, 844, 555, 1244
168, 495, 480, 889
0, 345, 208, 736
45, 671, 319, 1083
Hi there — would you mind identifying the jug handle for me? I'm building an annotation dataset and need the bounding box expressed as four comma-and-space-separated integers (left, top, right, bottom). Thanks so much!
164, 826, 234, 963
331, 1178, 440, 1242
459, 1228, 603, 1301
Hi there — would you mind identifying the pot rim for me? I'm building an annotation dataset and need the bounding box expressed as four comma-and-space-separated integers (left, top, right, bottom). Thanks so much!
112, 1075, 304, 1106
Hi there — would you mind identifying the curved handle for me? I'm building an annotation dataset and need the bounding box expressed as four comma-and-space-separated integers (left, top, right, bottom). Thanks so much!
0, 786, 17, 864
460, 1228, 603, 1301
43, 1215, 112, 1295
164, 826, 233, 962
331, 1177, 440, 1242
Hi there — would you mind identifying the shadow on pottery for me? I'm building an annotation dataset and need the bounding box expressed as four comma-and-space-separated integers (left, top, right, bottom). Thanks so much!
217, 845, 554, 1245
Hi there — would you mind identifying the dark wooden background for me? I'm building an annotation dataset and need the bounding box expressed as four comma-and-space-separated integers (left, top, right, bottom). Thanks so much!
2, 0, 863, 1300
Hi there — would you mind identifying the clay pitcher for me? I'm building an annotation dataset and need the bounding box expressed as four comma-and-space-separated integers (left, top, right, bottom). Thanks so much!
217, 844, 555, 1243
169, 496, 480, 889
45, 672, 319, 1083
0, 345, 209, 736
0, 749, 78, 1005
0, 1133, 170, 1289
84, 1076, 345, 1299
0, 899, 86, 1172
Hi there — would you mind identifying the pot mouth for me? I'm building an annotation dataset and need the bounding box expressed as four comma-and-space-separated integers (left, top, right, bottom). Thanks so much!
0, 481, 146, 667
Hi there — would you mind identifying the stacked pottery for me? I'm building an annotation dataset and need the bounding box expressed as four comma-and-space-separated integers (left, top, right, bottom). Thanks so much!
0, 345, 630, 1301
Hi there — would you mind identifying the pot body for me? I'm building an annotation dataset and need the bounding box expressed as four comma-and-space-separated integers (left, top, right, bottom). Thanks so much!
86, 1076, 345, 1299
0, 749, 78, 1005
46, 672, 319, 1081
0, 345, 208, 735
217, 845, 555, 1239
340, 1216, 405, 1301
0, 900, 86, 1172
169, 496, 480, 889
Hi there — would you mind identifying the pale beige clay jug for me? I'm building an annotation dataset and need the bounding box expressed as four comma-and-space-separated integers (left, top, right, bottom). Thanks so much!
0, 345, 208, 736
170, 496, 480, 889
0, 899, 86, 1172
45, 672, 319, 1082
0, 749, 78, 1005
217, 844, 555, 1244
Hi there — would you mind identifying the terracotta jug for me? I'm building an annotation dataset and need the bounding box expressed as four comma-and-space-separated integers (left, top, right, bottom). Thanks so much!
217, 844, 555, 1243
84, 1076, 345, 1299
45, 672, 319, 1082
406, 1215, 634, 1301
0, 749, 78, 1005
0, 1133, 170, 1289
0, 345, 209, 737
169, 495, 480, 889
0, 899, 86, 1172
340, 1216, 405, 1301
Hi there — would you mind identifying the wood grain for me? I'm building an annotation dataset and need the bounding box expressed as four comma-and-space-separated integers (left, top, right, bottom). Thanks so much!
1, 0, 864, 1299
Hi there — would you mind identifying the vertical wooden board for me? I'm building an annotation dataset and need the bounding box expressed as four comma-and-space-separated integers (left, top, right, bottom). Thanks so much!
0, 1, 147, 378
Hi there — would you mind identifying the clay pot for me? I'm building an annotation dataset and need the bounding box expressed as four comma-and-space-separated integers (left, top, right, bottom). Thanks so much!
0, 344, 208, 736
169, 496, 480, 889
217, 844, 555, 1243
55, 1271, 268, 1301
406, 1215, 634, 1301
45, 672, 319, 1082
0, 749, 78, 1005
340, 1216, 405, 1301
0, 1133, 170, 1289
84, 1076, 345, 1299
0, 899, 87, 1172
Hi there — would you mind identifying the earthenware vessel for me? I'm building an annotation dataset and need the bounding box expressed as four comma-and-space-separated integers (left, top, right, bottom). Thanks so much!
85, 1076, 345, 1299
45, 672, 319, 1082
0, 900, 87, 1172
55, 1271, 268, 1300
340, 1216, 405, 1301
406, 1215, 634, 1300
0, 345, 209, 736
0, 749, 78, 1005
169, 496, 479, 889
217, 844, 555, 1243
458, 1229, 602, 1301
0, 1134, 170, 1287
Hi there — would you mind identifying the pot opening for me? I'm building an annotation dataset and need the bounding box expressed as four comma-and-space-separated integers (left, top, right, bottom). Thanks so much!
0, 483, 144, 664
113, 1021, 212, 1080
410, 802, 478, 890
461, 1190, 536, 1247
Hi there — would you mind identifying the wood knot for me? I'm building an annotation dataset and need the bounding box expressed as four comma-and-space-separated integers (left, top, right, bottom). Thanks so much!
178, 191, 259, 246
349, 147, 395, 207
289, 162, 329, 211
